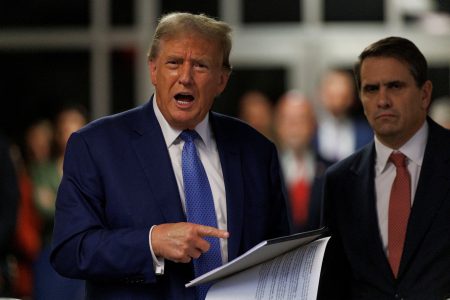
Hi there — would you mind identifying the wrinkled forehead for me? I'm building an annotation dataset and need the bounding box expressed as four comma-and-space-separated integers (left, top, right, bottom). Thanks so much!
157, 32, 224, 62
160, 29, 220, 48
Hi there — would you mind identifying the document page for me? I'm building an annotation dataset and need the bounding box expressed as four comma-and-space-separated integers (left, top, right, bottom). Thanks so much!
206, 237, 329, 300
186, 228, 327, 288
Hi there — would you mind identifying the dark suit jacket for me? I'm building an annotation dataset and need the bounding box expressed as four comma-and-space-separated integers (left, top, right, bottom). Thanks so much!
353, 117, 374, 151
50, 98, 291, 299
319, 118, 450, 300
303, 154, 332, 232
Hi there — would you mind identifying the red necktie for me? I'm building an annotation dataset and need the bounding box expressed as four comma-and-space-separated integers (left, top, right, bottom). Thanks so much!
289, 178, 310, 228
388, 152, 411, 277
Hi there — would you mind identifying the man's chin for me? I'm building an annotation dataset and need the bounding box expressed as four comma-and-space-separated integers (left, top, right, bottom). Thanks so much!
169, 115, 200, 130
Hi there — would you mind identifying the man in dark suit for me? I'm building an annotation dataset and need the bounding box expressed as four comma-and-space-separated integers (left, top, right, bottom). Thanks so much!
318, 36, 450, 299
50, 12, 290, 300
273, 90, 332, 232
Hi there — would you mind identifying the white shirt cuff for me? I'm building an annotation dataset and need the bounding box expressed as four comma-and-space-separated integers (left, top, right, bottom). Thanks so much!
149, 225, 165, 275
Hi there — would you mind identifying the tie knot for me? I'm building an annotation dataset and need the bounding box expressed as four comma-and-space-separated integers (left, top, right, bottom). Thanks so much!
390, 152, 407, 168
180, 130, 199, 143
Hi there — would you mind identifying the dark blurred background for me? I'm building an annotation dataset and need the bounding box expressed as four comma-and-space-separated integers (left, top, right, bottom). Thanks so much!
1, 0, 449, 146
2, 2, 450, 298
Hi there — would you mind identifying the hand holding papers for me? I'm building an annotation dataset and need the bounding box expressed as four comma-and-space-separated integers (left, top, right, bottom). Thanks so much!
186, 228, 329, 300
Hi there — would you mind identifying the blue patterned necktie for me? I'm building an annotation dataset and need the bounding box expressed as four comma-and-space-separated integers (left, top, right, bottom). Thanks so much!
180, 130, 222, 300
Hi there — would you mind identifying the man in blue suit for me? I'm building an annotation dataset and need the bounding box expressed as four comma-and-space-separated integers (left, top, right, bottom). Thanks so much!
50, 12, 290, 299
318, 37, 450, 299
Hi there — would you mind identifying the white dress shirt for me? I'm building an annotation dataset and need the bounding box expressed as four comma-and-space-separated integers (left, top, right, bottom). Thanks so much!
279, 149, 316, 186
318, 115, 355, 162
149, 98, 228, 274
374, 121, 428, 253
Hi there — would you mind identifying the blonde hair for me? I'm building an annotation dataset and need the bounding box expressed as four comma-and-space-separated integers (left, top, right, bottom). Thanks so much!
148, 12, 232, 70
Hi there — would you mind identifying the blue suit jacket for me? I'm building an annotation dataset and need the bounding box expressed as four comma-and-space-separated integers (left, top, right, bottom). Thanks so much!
50, 98, 291, 299
319, 118, 450, 300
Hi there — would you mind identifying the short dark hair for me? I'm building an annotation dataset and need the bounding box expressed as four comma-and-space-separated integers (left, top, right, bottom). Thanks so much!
354, 36, 428, 91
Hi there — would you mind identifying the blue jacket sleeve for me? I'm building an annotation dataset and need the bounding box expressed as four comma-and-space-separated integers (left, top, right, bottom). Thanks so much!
50, 132, 156, 283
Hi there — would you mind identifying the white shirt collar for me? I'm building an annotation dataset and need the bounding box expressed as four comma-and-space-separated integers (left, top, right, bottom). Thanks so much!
152, 95, 212, 149
375, 120, 428, 175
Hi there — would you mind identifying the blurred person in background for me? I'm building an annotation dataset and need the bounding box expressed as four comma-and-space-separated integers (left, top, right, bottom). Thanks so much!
25, 119, 54, 167
32, 108, 87, 256
429, 96, 450, 129
7, 120, 51, 299
0, 134, 19, 297
274, 90, 331, 232
238, 90, 274, 140
33, 105, 87, 300
314, 69, 373, 163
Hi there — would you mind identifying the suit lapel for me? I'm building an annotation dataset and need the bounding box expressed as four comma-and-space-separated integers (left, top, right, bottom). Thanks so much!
399, 119, 450, 276
210, 113, 244, 261
130, 106, 246, 260
349, 144, 395, 281
131, 99, 186, 223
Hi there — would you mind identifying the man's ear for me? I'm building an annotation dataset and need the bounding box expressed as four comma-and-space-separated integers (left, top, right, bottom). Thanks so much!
149, 60, 157, 86
421, 80, 433, 110
216, 69, 230, 96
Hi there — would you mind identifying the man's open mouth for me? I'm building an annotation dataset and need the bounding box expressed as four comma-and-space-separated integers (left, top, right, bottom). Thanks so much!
174, 93, 195, 104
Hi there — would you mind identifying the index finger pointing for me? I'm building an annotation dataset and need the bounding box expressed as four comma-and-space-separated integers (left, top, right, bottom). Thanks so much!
196, 225, 229, 239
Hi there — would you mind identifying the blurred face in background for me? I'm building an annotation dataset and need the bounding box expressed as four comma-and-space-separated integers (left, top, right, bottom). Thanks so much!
149, 32, 229, 130
25, 120, 53, 163
55, 109, 87, 155
359, 56, 432, 149
274, 93, 316, 154
238, 91, 273, 138
319, 70, 355, 118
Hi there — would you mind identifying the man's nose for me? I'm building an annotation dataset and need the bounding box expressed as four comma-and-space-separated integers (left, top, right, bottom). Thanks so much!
377, 88, 391, 108
178, 63, 193, 85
